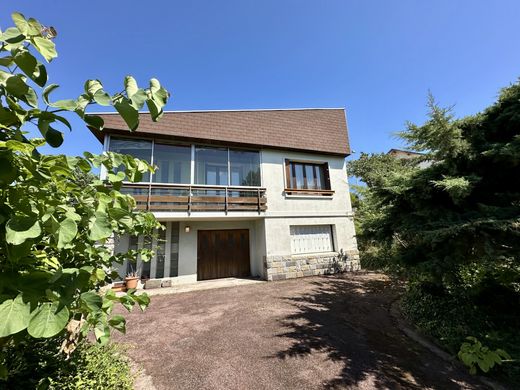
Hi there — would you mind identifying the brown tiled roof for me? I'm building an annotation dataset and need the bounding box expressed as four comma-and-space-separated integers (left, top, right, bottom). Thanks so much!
90, 108, 351, 156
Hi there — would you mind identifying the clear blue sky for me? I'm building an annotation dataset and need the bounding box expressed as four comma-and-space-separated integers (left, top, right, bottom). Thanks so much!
2, 1, 519, 158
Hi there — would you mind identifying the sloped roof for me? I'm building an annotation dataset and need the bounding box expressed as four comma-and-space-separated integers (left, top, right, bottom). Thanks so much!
89, 108, 351, 156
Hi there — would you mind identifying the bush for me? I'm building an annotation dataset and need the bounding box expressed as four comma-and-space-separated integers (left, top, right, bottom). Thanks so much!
401, 283, 520, 386
1, 339, 134, 389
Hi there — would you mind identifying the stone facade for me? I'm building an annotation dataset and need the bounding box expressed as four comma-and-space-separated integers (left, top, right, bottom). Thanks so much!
264, 249, 360, 281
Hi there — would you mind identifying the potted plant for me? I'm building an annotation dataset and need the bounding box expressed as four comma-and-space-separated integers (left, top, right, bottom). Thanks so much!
125, 262, 140, 289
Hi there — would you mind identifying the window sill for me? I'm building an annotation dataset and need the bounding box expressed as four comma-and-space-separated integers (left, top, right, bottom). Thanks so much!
284, 188, 334, 198
290, 251, 338, 259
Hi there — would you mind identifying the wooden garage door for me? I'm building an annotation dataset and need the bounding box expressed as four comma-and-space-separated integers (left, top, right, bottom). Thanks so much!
197, 229, 250, 281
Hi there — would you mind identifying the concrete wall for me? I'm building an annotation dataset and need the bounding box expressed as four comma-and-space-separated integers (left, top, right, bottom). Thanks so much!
259, 148, 359, 280
260, 149, 353, 216
176, 219, 264, 281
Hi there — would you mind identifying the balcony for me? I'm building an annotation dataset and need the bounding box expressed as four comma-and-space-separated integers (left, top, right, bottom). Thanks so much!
121, 183, 267, 213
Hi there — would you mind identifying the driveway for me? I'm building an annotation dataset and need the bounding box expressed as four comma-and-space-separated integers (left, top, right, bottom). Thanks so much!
115, 273, 485, 390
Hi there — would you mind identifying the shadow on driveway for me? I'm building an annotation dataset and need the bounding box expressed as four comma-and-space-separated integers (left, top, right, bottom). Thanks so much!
272, 274, 485, 389
116, 273, 485, 390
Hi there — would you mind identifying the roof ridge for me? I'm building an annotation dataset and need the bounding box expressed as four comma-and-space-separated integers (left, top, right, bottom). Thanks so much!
91, 107, 346, 115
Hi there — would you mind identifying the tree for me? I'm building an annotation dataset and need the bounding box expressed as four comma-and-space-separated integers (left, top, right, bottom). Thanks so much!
0, 11, 170, 378
348, 84, 520, 292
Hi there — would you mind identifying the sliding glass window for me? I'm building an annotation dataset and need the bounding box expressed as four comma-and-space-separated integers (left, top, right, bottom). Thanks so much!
109, 137, 152, 182
229, 149, 260, 186
152, 143, 191, 184
194, 146, 229, 185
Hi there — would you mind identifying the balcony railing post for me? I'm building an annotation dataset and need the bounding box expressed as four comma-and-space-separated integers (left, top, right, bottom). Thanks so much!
257, 188, 261, 214
224, 187, 228, 214
146, 183, 152, 211
188, 185, 192, 215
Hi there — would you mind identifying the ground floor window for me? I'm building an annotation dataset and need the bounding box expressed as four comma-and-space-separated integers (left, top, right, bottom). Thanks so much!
126, 222, 180, 279
290, 225, 334, 254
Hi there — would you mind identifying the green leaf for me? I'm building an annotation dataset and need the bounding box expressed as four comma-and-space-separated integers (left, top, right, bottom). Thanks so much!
11, 12, 28, 35
95, 268, 106, 281
88, 211, 112, 241
108, 315, 126, 333
114, 100, 139, 131
32, 36, 57, 62
57, 218, 77, 248
84, 114, 104, 130
0, 294, 31, 337
38, 119, 64, 148
124, 76, 138, 97
27, 302, 69, 338
93, 89, 111, 106
0, 56, 14, 67
1, 27, 25, 44
42, 83, 59, 105
134, 293, 150, 311
6, 215, 41, 245
27, 18, 43, 36
14, 50, 48, 87
146, 99, 163, 122
80, 291, 103, 312
84, 79, 103, 96
5, 75, 29, 97
130, 89, 147, 110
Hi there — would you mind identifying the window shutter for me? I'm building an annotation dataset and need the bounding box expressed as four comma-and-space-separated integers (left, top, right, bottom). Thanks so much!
323, 163, 331, 190
284, 159, 291, 188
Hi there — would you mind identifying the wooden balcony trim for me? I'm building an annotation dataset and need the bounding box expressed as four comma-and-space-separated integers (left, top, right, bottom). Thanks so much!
122, 182, 267, 213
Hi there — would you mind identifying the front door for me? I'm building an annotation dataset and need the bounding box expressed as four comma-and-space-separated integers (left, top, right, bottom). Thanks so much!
197, 229, 250, 281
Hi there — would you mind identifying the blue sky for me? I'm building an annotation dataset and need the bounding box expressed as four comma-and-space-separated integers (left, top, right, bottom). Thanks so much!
2, 1, 519, 159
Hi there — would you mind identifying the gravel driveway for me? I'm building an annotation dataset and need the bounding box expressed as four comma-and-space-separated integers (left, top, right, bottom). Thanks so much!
115, 273, 485, 390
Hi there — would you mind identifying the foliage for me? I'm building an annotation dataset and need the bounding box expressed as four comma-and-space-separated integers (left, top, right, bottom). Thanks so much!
348, 80, 520, 381
458, 337, 511, 375
0, 11, 170, 380
2, 338, 133, 389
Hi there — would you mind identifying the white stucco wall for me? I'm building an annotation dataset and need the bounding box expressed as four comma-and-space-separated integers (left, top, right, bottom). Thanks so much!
260, 149, 353, 217
177, 219, 264, 280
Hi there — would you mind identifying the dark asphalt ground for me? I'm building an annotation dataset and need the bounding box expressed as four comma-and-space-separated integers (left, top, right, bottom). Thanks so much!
115, 273, 486, 390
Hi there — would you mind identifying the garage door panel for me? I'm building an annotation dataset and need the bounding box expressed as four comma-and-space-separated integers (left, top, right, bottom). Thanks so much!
197, 229, 250, 281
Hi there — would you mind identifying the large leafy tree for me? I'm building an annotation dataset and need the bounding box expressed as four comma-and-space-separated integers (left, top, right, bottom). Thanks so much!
0, 11, 170, 377
348, 84, 520, 293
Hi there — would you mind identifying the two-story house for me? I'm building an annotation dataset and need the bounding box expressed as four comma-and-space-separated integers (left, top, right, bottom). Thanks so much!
89, 108, 359, 286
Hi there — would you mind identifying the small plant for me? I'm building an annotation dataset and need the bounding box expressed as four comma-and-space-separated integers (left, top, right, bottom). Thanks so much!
458, 337, 511, 375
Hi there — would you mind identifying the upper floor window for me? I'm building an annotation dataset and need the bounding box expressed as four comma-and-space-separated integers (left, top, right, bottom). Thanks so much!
195, 146, 229, 186
285, 159, 331, 193
109, 137, 152, 182
153, 143, 191, 184
108, 137, 261, 187
230, 149, 260, 186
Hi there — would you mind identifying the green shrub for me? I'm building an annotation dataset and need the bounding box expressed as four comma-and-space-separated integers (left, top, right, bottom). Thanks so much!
401, 283, 520, 386
1, 339, 134, 389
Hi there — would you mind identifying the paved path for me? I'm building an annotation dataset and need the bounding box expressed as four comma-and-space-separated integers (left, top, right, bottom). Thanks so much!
115, 273, 486, 390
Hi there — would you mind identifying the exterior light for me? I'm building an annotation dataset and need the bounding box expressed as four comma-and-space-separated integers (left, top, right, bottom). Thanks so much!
185, 226, 191, 233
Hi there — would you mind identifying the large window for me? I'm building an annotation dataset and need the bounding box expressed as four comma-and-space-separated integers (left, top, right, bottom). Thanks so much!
285, 160, 330, 191
290, 225, 334, 254
230, 149, 261, 186
108, 136, 261, 187
109, 137, 152, 182
152, 143, 191, 184
195, 146, 228, 185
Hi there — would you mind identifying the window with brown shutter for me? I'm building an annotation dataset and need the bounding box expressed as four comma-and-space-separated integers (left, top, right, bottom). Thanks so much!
284, 159, 334, 196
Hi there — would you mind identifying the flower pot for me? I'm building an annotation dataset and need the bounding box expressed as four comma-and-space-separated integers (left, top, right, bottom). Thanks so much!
111, 283, 127, 292
125, 276, 139, 289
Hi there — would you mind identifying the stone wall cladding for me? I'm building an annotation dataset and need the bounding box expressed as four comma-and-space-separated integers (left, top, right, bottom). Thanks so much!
264, 249, 360, 281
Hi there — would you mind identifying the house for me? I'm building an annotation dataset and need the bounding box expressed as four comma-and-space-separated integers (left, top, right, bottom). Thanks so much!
89, 108, 359, 286
388, 148, 431, 168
